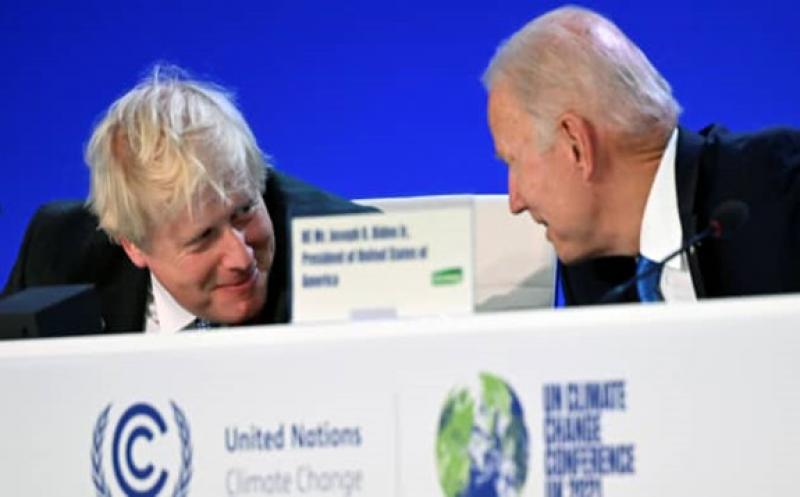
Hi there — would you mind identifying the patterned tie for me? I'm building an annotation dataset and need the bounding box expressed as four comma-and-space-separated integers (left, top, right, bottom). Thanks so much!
636, 256, 664, 303
183, 318, 219, 331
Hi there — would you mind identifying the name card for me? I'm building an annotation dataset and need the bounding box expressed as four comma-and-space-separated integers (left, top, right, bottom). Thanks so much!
291, 208, 473, 322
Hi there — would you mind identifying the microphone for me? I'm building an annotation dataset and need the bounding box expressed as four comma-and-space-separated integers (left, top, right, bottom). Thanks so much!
597, 200, 749, 304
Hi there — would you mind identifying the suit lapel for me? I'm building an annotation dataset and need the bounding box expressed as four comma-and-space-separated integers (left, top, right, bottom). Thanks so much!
85, 231, 150, 333
99, 258, 149, 333
674, 126, 707, 297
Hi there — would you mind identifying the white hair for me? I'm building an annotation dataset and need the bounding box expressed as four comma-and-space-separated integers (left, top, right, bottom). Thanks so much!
85, 65, 269, 246
482, 6, 681, 148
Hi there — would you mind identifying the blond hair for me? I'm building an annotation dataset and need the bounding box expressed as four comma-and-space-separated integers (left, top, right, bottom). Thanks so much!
85, 66, 269, 245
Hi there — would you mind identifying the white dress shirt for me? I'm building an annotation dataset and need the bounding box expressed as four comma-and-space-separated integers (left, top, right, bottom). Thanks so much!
639, 128, 697, 302
144, 274, 196, 333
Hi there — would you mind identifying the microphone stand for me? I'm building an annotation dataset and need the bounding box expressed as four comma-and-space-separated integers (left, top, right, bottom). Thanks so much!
597, 227, 712, 304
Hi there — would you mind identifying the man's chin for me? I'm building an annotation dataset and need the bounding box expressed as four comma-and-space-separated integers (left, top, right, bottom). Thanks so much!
558, 253, 586, 265
206, 276, 268, 325
209, 312, 254, 327
557, 245, 633, 266
553, 242, 591, 266
208, 294, 267, 325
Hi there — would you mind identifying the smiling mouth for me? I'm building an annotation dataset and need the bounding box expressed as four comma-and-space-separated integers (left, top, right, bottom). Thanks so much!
218, 268, 258, 292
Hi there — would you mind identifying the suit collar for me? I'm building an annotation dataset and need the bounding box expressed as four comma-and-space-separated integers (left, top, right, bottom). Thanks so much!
640, 129, 683, 268
99, 258, 149, 333
87, 232, 149, 333
674, 125, 708, 297
675, 125, 706, 238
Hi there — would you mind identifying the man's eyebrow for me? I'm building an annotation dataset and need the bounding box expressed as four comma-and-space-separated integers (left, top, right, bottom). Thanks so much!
183, 225, 213, 246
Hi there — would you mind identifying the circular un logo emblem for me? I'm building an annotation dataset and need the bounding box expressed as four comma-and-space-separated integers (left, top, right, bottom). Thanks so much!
91, 401, 192, 497
436, 372, 529, 497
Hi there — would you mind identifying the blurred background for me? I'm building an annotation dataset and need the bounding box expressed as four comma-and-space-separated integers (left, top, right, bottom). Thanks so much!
1, 0, 798, 284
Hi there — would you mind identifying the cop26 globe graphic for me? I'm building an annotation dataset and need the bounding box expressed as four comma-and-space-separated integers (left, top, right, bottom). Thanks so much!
436, 372, 529, 497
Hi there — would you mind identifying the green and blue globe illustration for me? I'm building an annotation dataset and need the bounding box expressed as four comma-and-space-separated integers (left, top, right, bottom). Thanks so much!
436, 372, 529, 497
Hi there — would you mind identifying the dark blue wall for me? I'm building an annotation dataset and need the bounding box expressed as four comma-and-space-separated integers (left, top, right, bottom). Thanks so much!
2, 0, 798, 285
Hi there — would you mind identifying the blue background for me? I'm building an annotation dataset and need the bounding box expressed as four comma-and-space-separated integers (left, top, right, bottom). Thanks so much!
1, 0, 798, 285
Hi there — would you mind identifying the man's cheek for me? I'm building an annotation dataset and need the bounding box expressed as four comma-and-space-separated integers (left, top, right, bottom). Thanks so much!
197, 267, 219, 292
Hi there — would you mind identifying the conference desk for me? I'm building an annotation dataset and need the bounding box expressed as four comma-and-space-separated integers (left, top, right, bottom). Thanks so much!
1, 295, 798, 497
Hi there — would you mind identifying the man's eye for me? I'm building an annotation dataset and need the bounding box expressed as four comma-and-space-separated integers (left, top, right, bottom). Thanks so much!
234, 202, 255, 218
189, 228, 214, 246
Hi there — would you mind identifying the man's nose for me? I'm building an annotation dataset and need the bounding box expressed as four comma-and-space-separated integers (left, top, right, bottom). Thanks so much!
221, 226, 254, 270
508, 175, 526, 215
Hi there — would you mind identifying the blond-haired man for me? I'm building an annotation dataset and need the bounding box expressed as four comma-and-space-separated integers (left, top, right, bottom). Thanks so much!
4, 67, 374, 331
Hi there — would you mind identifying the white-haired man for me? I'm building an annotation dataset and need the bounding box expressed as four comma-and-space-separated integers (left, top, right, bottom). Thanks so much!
484, 6, 800, 304
4, 67, 375, 331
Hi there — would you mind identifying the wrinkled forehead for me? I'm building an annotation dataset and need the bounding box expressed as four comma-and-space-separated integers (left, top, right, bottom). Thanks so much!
186, 172, 259, 225
141, 152, 260, 236
192, 173, 257, 213
199, 142, 259, 191
488, 84, 536, 152
142, 181, 259, 250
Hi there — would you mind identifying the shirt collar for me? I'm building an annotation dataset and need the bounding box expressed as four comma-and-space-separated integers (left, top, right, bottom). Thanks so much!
639, 128, 683, 269
150, 273, 196, 333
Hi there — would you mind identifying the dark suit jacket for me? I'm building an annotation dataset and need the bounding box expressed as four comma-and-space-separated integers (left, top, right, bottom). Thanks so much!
2, 171, 377, 332
561, 125, 800, 305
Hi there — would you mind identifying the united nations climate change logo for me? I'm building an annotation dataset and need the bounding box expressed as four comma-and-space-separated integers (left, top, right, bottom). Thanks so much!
436, 373, 529, 497
91, 401, 192, 497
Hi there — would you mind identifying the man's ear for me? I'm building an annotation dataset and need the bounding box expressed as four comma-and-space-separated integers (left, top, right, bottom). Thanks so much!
558, 112, 595, 181
120, 238, 149, 269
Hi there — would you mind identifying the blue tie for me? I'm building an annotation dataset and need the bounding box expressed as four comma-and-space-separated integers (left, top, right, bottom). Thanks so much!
184, 318, 219, 331
636, 256, 664, 303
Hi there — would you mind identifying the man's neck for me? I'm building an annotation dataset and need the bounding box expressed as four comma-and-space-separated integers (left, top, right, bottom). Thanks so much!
593, 142, 666, 257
